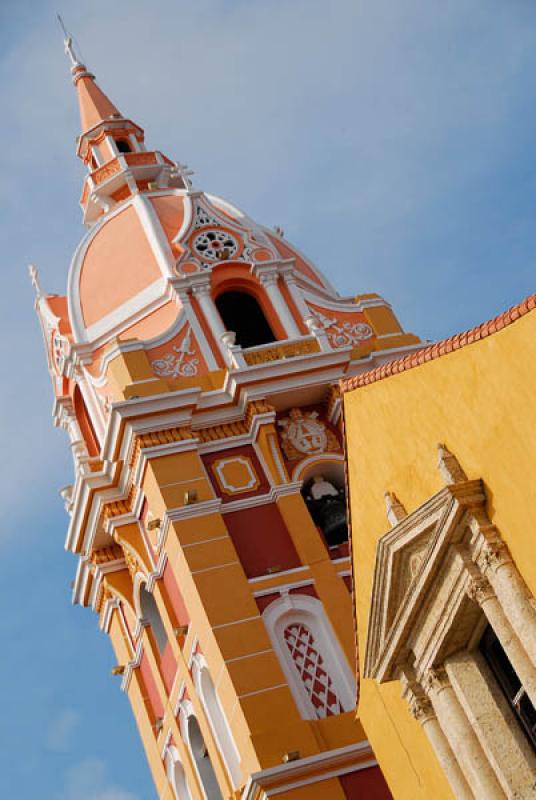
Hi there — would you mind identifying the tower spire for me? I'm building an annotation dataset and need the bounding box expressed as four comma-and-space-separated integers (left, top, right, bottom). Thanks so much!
58, 15, 122, 135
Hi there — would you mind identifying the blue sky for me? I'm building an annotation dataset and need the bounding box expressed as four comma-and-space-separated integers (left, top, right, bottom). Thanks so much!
0, 1, 535, 797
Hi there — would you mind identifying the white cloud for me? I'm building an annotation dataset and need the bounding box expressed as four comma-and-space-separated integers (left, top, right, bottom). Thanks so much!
57, 758, 139, 800
46, 708, 80, 753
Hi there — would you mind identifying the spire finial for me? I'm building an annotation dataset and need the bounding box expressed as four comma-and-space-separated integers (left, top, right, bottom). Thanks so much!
57, 14, 83, 69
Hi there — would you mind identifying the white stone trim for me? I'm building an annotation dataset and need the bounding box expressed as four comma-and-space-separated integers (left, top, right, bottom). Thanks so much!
132, 193, 176, 279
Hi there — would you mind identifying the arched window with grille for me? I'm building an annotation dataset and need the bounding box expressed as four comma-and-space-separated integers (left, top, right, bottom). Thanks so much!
262, 594, 355, 720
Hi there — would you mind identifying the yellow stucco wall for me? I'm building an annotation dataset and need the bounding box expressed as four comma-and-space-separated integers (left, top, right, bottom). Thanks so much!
343, 307, 536, 800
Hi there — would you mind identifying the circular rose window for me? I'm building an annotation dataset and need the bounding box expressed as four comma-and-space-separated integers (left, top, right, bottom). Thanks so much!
192, 229, 239, 261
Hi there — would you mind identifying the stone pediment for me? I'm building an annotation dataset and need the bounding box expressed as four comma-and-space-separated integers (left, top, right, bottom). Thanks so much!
364, 479, 486, 683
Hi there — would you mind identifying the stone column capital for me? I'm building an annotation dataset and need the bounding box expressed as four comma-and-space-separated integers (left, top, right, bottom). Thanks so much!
409, 693, 436, 724
477, 539, 511, 573
466, 575, 495, 605
423, 666, 450, 694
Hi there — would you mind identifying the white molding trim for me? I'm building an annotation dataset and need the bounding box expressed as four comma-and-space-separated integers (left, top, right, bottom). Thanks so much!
242, 741, 375, 799
248, 566, 311, 586
292, 453, 345, 483
252, 578, 314, 598
86, 277, 168, 342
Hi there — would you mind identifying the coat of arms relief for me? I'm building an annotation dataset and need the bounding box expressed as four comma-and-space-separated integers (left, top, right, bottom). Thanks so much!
277, 408, 339, 461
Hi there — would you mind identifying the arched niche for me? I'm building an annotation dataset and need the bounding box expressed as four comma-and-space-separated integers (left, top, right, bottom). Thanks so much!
138, 582, 168, 654
297, 458, 349, 553
182, 710, 222, 800
192, 655, 241, 789
165, 746, 192, 800
215, 289, 276, 348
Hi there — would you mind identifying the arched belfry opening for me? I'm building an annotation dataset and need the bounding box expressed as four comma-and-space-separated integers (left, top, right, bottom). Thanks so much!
301, 462, 349, 554
215, 290, 276, 349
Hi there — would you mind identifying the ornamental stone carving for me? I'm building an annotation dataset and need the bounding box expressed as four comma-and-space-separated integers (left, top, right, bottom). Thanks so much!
466, 575, 495, 606
278, 408, 339, 460
306, 309, 373, 349
477, 539, 511, 573
424, 667, 450, 694
409, 694, 435, 723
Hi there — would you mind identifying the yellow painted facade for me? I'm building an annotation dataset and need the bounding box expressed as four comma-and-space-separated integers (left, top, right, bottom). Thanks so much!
343, 299, 536, 800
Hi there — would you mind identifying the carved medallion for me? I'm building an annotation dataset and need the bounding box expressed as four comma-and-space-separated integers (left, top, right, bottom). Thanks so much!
278, 408, 339, 460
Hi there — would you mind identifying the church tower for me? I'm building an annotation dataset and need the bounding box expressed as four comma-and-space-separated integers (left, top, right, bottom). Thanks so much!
34, 34, 421, 799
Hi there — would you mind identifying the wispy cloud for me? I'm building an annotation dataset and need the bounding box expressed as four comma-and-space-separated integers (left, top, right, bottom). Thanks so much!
56, 758, 139, 800
46, 708, 80, 753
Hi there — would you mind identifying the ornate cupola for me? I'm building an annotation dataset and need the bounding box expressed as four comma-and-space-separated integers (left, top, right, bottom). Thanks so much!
34, 29, 423, 800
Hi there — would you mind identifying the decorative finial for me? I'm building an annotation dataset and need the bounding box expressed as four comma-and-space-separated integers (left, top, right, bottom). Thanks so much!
28, 263, 43, 298
384, 491, 407, 527
437, 443, 467, 484
57, 14, 82, 69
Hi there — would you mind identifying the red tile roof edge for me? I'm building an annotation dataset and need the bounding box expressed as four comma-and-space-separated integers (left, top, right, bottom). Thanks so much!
341, 292, 536, 394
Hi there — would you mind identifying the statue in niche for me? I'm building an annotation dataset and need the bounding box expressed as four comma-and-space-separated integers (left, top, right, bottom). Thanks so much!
303, 474, 348, 547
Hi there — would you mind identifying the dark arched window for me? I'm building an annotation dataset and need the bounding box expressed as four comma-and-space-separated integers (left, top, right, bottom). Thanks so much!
115, 138, 131, 154
215, 290, 275, 349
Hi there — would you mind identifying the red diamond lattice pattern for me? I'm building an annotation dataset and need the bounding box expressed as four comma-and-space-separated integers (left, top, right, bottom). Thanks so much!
283, 622, 343, 718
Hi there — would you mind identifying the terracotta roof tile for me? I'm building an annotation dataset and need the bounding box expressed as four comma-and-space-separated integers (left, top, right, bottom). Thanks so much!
341, 292, 536, 393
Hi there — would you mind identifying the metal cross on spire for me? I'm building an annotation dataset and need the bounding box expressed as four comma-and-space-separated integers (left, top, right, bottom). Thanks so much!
57, 14, 82, 68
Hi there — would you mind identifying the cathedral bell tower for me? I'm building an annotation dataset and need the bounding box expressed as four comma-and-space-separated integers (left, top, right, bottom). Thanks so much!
34, 32, 421, 799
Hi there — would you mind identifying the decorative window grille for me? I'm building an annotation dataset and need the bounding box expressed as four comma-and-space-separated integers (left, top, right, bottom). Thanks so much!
192, 229, 239, 261
283, 622, 343, 718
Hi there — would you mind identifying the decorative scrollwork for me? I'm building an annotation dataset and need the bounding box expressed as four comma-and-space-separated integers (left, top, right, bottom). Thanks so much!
306, 309, 373, 349
151, 329, 199, 379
